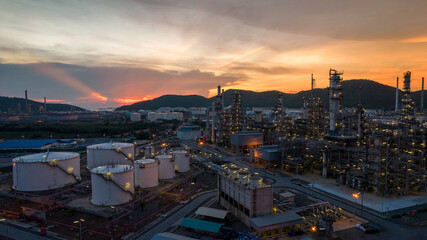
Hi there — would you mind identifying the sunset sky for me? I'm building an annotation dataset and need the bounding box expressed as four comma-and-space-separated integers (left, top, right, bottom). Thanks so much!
1, 0, 427, 109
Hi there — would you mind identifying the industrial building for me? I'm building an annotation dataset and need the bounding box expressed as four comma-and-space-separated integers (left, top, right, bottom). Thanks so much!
218, 165, 273, 226
177, 125, 201, 140
251, 145, 280, 168
230, 131, 263, 153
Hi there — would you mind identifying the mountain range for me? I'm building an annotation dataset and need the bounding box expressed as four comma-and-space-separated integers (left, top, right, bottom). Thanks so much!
0, 96, 86, 113
116, 80, 426, 111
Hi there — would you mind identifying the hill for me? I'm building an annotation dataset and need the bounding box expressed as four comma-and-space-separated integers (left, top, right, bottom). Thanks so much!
0, 96, 86, 113
116, 79, 426, 111
116, 95, 211, 111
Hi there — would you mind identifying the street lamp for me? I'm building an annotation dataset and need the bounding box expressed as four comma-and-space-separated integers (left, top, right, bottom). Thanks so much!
0, 218, 8, 240
73, 218, 85, 240
352, 192, 361, 218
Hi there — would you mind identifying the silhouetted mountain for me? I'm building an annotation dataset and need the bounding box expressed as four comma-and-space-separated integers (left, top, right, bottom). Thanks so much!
116, 95, 211, 111
116, 79, 426, 111
0, 96, 86, 113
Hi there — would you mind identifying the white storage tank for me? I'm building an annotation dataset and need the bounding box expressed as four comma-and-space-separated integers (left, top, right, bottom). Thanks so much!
156, 155, 175, 180
91, 165, 134, 206
13, 152, 81, 191
86, 142, 134, 169
173, 150, 190, 173
134, 159, 158, 188
249, 176, 263, 188
239, 171, 250, 184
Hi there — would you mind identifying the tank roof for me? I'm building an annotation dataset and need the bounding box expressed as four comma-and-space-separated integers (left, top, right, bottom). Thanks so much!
91, 165, 133, 174
156, 155, 173, 159
87, 142, 133, 150
135, 159, 157, 164
172, 150, 187, 154
13, 152, 79, 163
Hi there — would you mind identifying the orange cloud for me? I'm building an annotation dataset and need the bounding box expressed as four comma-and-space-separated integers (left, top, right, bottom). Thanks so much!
33, 98, 66, 103
91, 92, 108, 101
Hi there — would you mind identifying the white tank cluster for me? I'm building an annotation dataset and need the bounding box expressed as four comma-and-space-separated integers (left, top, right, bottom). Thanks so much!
12, 152, 81, 191
91, 165, 134, 206
156, 155, 175, 180
134, 159, 158, 188
172, 150, 190, 173
86, 142, 134, 169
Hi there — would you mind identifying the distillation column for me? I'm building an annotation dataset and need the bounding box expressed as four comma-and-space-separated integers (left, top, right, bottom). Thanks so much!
328, 69, 343, 135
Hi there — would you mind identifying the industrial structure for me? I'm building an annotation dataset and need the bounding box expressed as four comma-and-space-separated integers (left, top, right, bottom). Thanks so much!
86, 142, 134, 169
12, 152, 81, 191
173, 150, 190, 173
90, 165, 135, 206
156, 154, 176, 180
276, 70, 426, 197
134, 159, 159, 188
218, 164, 273, 226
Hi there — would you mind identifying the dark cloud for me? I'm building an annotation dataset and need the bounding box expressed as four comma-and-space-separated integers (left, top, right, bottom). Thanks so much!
0, 62, 241, 109
138, 0, 427, 41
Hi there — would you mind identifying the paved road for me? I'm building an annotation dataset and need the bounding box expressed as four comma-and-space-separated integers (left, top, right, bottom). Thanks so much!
183, 140, 427, 240
134, 191, 217, 240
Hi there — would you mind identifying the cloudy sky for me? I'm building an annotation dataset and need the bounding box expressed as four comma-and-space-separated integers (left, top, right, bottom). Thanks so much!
1, 0, 427, 109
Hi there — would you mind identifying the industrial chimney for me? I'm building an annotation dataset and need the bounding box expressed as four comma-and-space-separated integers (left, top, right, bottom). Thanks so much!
25, 90, 28, 113
395, 77, 399, 112
44, 97, 47, 112
421, 77, 424, 113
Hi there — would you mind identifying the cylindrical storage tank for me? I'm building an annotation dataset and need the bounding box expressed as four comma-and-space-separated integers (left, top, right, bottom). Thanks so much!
173, 150, 190, 173
239, 171, 250, 184
156, 155, 175, 180
145, 145, 154, 158
228, 167, 240, 178
86, 142, 134, 169
13, 152, 80, 191
91, 165, 134, 206
249, 176, 263, 188
134, 159, 158, 188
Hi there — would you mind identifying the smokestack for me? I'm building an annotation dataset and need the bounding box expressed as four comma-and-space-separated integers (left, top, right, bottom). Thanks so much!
395, 77, 399, 112
217, 86, 221, 96
25, 90, 28, 113
44, 97, 47, 112
421, 77, 424, 112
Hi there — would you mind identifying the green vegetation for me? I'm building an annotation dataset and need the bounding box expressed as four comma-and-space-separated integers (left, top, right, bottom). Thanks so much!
116, 79, 427, 111
0, 96, 85, 113
0, 121, 178, 139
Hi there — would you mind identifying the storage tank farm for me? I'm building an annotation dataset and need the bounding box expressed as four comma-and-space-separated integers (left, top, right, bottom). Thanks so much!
134, 159, 159, 188
156, 155, 175, 180
12, 152, 81, 191
86, 142, 134, 169
172, 150, 190, 173
91, 165, 135, 206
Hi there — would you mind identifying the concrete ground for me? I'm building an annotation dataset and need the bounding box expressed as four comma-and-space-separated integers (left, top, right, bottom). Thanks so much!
293, 173, 427, 213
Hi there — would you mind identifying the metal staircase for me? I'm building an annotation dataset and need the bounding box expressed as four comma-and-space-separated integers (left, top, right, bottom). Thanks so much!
94, 172, 136, 199
115, 148, 134, 165
45, 160, 81, 183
